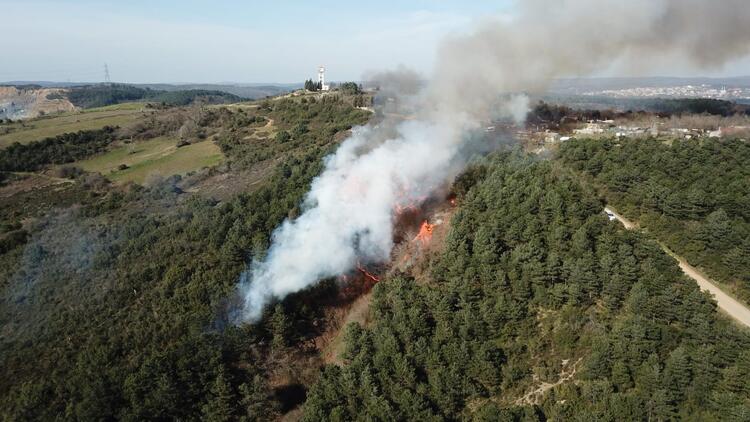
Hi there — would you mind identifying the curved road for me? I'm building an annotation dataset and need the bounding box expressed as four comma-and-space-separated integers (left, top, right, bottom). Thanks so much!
604, 206, 750, 329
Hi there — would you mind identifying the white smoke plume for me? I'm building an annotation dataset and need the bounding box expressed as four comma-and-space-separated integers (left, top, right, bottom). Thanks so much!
238, 0, 750, 322
239, 114, 479, 321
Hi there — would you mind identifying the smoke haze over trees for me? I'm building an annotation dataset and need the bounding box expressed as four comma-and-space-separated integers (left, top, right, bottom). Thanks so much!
237, 0, 750, 320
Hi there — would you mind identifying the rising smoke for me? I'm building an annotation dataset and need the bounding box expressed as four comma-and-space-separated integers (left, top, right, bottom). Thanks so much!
237, 0, 750, 322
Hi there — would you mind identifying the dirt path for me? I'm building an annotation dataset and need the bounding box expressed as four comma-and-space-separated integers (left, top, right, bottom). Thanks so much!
515, 357, 583, 406
605, 206, 750, 329
604, 206, 636, 229
672, 251, 750, 328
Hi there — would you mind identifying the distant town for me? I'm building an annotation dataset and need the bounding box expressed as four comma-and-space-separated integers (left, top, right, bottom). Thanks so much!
583, 84, 750, 100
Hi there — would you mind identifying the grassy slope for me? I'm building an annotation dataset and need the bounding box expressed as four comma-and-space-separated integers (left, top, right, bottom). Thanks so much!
0, 103, 146, 148
76, 137, 223, 184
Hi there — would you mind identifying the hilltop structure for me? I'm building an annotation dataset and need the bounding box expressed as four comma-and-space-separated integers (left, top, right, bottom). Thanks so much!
318, 66, 330, 91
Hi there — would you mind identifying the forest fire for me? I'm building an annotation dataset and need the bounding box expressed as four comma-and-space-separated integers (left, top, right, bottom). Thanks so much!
336, 262, 381, 303
394, 203, 419, 216
356, 262, 381, 283
413, 221, 435, 245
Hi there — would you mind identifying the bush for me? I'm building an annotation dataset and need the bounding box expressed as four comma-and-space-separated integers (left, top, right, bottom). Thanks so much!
275, 131, 291, 143
0, 229, 28, 254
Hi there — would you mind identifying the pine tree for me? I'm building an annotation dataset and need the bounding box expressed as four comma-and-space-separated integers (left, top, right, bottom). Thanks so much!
611, 361, 633, 391
663, 346, 692, 403
201, 368, 234, 422
270, 304, 291, 350
239, 375, 277, 422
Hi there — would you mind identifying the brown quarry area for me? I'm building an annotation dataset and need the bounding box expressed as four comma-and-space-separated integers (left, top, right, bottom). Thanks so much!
0, 86, 76, 119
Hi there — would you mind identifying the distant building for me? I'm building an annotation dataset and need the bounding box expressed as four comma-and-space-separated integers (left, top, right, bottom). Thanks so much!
318, 66, 330, 91
574, 122, 606, 136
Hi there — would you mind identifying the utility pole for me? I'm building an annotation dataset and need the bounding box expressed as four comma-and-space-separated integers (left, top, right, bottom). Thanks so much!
104, 63, 111, 84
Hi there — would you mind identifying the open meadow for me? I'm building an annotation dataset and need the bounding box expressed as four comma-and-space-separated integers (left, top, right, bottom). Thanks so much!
75, 136, 223, 184
0, 103, 148, 148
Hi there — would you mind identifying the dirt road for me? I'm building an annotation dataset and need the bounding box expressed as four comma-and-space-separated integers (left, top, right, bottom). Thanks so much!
605, 206, 750, 329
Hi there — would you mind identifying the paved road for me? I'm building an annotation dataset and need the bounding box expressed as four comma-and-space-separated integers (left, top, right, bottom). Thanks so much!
604, 206, 750, 329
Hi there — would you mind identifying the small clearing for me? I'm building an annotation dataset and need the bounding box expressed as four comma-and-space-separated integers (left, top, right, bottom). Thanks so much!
514, 357, 584, 406
76, 137, 223, 185
318, 291, 374, 365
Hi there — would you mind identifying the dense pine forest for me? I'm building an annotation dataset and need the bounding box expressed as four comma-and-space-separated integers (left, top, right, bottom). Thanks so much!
303, 154, 750, 420
65, 84, 243, 109
559, 137, 750, 304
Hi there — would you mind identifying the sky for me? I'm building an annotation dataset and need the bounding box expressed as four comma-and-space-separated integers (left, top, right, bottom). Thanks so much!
2, 0, 749, 84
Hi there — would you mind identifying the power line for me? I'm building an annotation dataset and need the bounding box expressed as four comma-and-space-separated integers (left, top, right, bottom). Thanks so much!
104, 63, 111, 83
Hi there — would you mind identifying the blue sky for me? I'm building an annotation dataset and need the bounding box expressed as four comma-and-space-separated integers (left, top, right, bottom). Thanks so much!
2, 0, 748, 84
1, 0, 511, 83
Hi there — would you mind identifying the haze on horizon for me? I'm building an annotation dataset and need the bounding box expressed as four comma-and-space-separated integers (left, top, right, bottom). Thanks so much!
3, 0, 750, 84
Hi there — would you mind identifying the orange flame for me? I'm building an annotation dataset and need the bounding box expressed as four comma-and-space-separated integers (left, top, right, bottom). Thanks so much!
356, 262, 380, 283
413, 221, 434, 246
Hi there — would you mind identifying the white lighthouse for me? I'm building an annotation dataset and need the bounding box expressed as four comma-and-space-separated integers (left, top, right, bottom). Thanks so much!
318, 66, 330, 91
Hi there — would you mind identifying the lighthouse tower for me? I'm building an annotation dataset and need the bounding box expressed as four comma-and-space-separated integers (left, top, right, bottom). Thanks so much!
318, 66, 330, 91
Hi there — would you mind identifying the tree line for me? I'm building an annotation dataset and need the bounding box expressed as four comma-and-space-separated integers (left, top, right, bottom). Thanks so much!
66, 84, 242, 108
0, 126, 118, 172
304, 79, 323, 91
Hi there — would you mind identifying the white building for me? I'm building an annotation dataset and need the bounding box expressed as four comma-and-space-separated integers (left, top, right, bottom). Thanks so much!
318, 66, 330, 91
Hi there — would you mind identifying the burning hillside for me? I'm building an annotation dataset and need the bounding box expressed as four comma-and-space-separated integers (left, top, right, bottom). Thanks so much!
237, 0, 750, 323
413, 221, 434, 246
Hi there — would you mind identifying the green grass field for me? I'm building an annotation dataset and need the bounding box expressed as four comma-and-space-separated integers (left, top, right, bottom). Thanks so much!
76, 137, 223, 184
0, 103, 148, 148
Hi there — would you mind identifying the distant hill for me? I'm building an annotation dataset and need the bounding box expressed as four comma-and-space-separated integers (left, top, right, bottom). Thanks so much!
136, 83, 299, 99
64, 84, 243, 109
3, 81, 299, 100
0, 82, 300, 118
